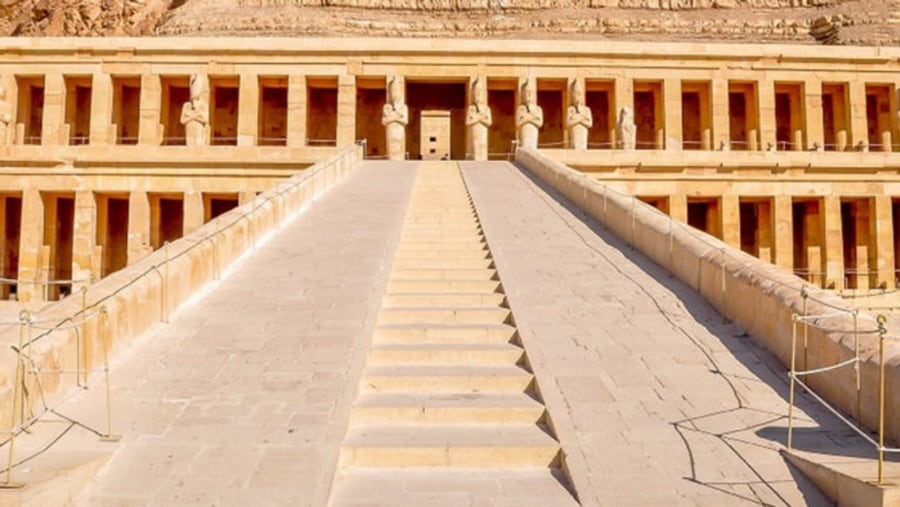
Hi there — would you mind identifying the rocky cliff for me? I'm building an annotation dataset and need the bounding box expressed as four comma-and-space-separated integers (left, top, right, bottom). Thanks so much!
1, 0, 898, 45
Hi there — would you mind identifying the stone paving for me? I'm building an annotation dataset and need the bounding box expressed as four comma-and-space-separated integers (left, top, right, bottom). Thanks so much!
461, 161, 849, 507
63, 162, 417, 506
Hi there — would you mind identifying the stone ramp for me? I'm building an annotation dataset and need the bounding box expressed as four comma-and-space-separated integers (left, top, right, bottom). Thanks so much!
328, 161, 578, 506
29, 161, 417, 506
461, 161, 843, 507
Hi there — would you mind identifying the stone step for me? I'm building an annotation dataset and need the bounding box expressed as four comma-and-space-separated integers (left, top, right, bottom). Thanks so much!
392, 250, 491, 260
374, 323, 517, 344
402, 223, 481, 230
390, 269, 497, 281
350, 392, 545, 424
383, 292, 506, 307
392, 257, 494, 269
329, 467, 579, 507
395, 242, 486, 251
363, 364, 534, 393
387, 279, 501, 293
378, 307, 510, 325
339, 424, 560, 468
368, 342, 524, 365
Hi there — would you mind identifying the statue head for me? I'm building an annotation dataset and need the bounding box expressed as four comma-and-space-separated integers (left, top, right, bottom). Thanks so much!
387, 76, 403, 107
619, 106, 633, 124
472, 77, 487, 107
189, 74, 205, 103
522, 78, 537, 107
571, 80, 585, 107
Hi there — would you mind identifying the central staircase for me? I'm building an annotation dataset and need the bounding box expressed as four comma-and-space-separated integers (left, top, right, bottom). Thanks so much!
327, 161, 578, 506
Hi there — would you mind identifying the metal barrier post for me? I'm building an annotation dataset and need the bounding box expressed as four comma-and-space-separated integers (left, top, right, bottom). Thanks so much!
801, 288, 809, 371
788, 315, 798, 450
877, 314, 887, 485
98, 307, 120, 443
1, 311, 29, 489
162, 242, 169, 324
78, 286, 88, 387
853, 309, 861, 425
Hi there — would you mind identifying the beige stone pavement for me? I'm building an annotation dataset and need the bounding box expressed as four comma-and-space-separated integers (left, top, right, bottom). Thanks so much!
460, 161, 860, 507
51, 161, 418, 506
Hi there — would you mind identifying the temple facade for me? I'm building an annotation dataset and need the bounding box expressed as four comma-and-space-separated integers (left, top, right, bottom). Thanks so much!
0, 37, 899, 302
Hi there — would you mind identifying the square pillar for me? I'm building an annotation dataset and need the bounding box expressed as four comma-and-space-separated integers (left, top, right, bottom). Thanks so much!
139, 74, 162, 146
773, 195, 793, 272
72, 191, 98, 292
804, 79, 824, 151
874, 195, 895, 289
721, 194, 740, 248
711, 78, 730, 151
183, 191, 204, 235
237, 74, 259, 147
287, 75, 307, 148
757, 79, 776, 151
849, 81, 868, 150
612, 77, 634, 148
823, 195, 844, 290
669, 194, 687, 224
336, 74, 356, 147
663, 78, 682, 151
17, 189, 44, 303
127, 191, 151, 265
41, 73, 65, 145
89, 73, 113, 145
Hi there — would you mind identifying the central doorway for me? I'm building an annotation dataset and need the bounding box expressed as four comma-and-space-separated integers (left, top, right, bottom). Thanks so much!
406, 81, 467, 160
420, 110, 451, 160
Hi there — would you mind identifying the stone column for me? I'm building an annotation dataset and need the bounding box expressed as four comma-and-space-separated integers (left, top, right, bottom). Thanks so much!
127, 191, 152, 265
720, 194, 740, 249
613, 77, 634, 149
663, 78, 682, 151
757, 79, 775, 151
89, 73, 113, 145
802, 80, 824, 151
823, 195, 844, 290
382, 76, 408, 161
72, 191, 98, 292
516, 77, 543, 150
17, 189, 44, 303
336, 74, 356, 147
139, 73, 162, 146
41, 73, 65, 145
183, 191, 204, 235
848, 81, 868, 151
773, 195, 794, 272
874, 195, 895, 289
669, 194, 687, 224
566, 78, 591, 151
466, 77, 491, 161
287, 75, 307, 148
237, 73, 259, 147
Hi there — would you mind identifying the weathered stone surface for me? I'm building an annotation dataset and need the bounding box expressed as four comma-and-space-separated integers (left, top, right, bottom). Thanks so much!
1, 0, 896, 45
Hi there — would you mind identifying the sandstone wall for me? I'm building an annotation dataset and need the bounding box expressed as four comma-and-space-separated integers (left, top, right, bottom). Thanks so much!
516, 147, 900, 444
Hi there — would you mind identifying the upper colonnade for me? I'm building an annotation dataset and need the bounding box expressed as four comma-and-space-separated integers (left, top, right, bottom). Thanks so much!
0, 37, 897, 161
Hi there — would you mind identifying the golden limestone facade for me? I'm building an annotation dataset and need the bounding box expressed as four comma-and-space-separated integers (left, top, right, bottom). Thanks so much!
0, 37, 899, 302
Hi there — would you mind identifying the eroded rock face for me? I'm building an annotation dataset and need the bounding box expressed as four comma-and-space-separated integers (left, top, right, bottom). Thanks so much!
0, 0, 897, 45
0, 0, 173, 36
